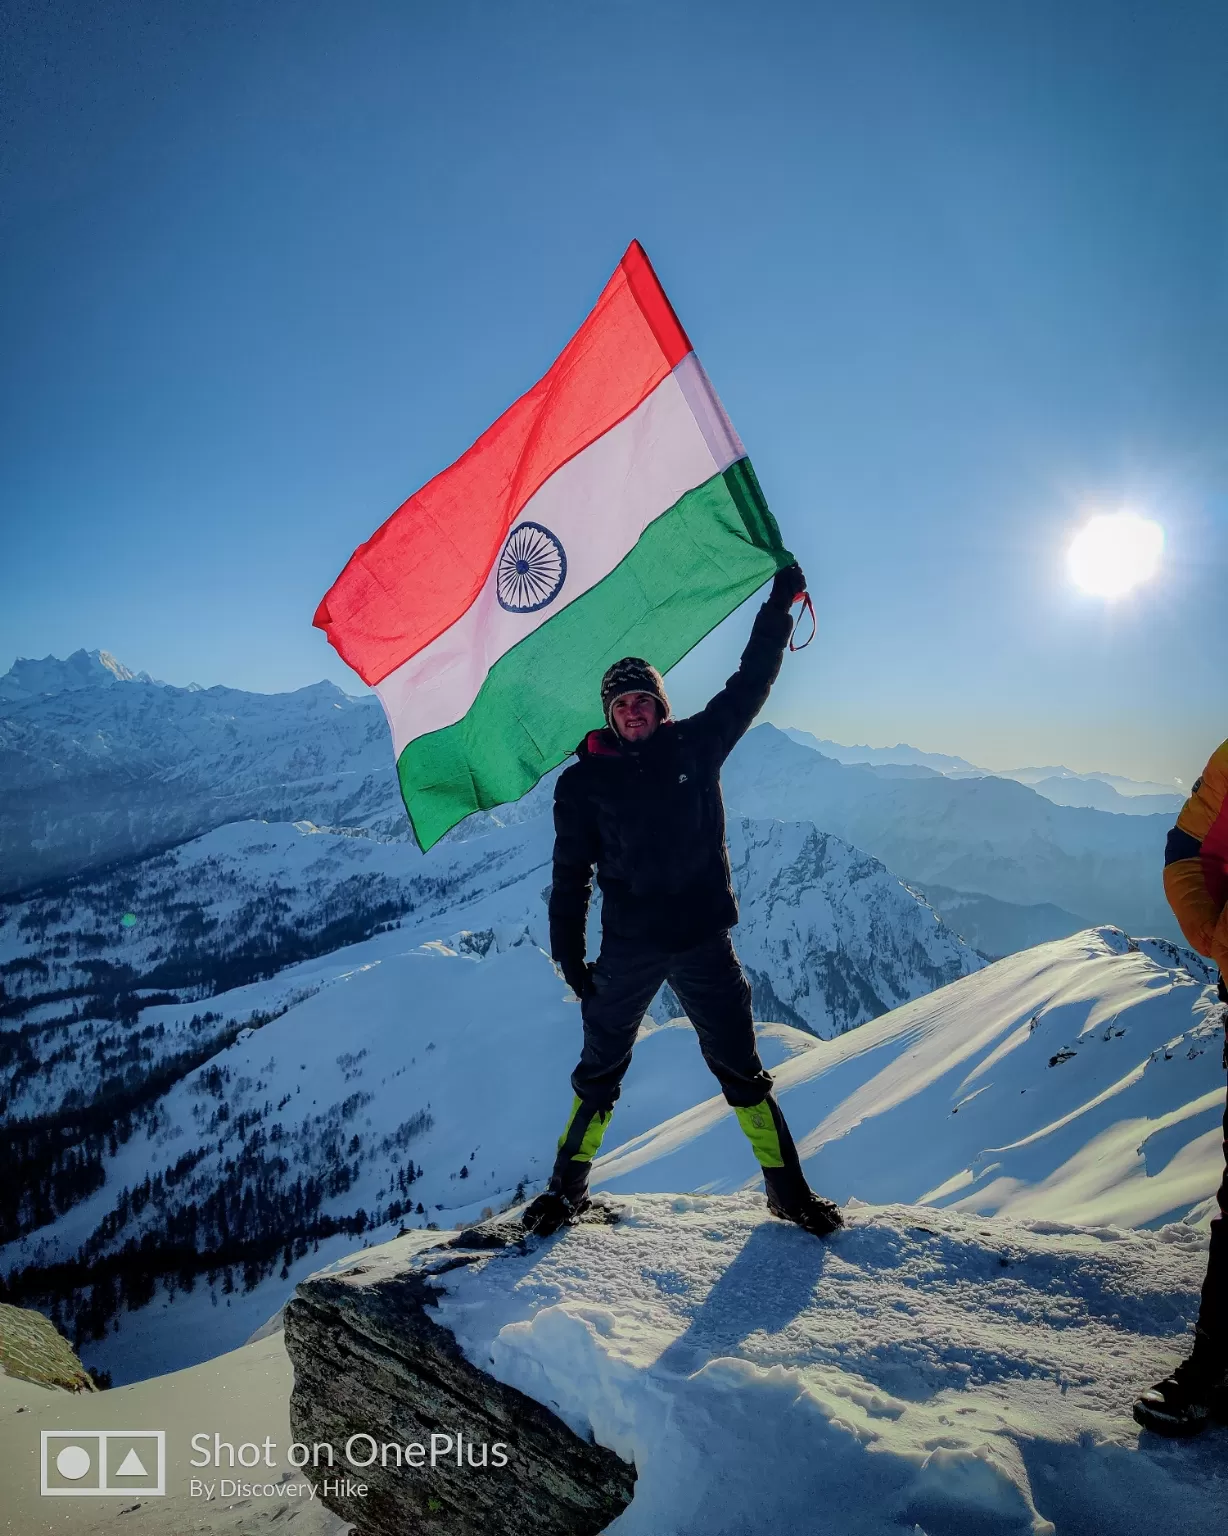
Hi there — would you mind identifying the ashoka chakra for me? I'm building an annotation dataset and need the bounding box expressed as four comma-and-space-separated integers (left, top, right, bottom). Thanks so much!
496, 521, 567, 613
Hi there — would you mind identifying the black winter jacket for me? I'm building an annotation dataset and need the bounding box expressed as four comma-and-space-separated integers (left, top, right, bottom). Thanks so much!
548, 587, 795, 976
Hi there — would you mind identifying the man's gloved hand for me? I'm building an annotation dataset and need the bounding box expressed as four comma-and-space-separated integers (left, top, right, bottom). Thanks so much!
771, 563, 807, 605
561, 961, 595, 1001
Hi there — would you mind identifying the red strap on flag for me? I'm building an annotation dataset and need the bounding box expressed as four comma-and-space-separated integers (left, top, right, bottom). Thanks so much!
789, 591, 816, 651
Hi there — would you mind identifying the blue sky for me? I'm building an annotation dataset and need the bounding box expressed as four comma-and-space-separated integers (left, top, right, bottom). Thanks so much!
1, 1, 1224, 782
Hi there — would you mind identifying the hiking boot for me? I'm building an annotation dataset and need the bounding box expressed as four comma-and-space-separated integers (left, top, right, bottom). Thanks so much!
1133, 1334, 1228, 1437
521, 1189, 591, 1237
766, 1189, 844, 1238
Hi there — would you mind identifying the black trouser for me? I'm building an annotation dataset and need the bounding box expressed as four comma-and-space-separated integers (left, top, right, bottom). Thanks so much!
1195, 999, 1228, 1343
548, 929, 809, 1207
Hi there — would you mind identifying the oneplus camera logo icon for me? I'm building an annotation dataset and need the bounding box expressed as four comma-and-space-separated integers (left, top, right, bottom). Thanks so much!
41, 1430, 166, 1497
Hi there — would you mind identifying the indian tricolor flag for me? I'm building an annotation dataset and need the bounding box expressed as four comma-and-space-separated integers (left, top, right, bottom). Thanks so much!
314, 241, 793, 850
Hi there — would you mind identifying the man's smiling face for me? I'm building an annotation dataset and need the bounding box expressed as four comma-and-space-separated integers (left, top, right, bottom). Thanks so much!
610, 691, 660, 743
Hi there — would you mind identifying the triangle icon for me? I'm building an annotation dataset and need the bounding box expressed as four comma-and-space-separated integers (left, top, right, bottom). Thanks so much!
116, 1449, 147, 1477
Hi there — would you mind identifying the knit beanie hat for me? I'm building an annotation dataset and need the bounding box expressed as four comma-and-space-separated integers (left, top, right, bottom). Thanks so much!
600, 657, 670, 728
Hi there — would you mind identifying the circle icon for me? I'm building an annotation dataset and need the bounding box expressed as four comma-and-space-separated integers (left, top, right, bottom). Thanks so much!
56, 1446, 92, 1480
496, 521, 567, 613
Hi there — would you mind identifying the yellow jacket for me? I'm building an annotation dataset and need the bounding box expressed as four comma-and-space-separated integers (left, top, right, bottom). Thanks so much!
1163, 738, 1228, 973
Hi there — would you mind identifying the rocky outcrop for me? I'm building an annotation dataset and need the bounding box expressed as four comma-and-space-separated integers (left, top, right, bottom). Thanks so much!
0, 1302, 97, 1391
283, 1221, 635, 1536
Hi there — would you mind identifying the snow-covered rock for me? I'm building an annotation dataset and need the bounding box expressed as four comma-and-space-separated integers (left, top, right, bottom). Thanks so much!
290, 1196, 1228, 1536
285, 1221, 636, 1535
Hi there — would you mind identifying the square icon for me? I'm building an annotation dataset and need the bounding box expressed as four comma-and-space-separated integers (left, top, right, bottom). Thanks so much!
41, 1431, 166, 1497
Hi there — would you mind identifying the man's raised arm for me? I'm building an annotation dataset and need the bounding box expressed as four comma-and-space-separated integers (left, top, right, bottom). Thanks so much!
692, 563, 806, 759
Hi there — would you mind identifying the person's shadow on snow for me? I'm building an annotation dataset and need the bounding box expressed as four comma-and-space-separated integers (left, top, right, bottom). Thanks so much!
652, 1220, 827, 1378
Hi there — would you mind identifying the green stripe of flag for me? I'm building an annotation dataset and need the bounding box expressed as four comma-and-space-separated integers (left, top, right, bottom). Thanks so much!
397, 459, 791, 850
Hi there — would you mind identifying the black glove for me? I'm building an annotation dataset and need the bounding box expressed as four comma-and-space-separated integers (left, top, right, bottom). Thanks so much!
561, 960, 595, 1001
771, 563, 806, 605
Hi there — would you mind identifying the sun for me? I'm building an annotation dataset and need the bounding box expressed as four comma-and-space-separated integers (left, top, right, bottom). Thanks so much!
1067, 512, 1164, 599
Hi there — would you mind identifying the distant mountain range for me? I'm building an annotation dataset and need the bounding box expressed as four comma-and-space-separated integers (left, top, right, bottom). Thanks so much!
0, 651, 1180, 951
0, 650, 406, 893
782, 728, 1184, 814
726, 726, 1174, 941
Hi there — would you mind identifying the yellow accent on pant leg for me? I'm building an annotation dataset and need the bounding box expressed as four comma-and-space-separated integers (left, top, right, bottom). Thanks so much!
557, 1095, 614, 1162
577, 1107, 612, 1161
735, 1101, 785, 1168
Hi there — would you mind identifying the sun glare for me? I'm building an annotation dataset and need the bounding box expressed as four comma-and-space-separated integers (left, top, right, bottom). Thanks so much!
1067, 512, 1163, 599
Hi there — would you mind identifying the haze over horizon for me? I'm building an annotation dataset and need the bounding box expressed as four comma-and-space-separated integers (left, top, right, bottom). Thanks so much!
2, 1, 1224, 786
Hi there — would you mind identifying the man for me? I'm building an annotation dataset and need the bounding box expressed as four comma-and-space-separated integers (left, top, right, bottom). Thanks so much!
1133, 738, 1228, 1436
521, 563, 844, 1240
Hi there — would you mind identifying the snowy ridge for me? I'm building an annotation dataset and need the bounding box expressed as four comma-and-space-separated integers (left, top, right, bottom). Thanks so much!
0, 648, 155, 699
0, 661, 405, 894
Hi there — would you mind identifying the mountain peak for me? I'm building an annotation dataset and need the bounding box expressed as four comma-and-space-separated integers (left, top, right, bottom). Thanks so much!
0, 648, 159, 702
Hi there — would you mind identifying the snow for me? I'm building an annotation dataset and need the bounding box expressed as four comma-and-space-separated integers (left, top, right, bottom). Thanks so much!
595, 929, 1224, 1235
416, 1195, 1227, 1534
7, 919, 1220, 1399
0, 810, 977, 1122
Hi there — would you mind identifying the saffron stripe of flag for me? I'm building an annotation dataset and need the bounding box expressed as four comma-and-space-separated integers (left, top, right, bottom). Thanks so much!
314, 242, 691, 686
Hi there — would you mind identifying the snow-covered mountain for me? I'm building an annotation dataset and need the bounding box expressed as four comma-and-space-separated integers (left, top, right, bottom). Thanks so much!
0, 649, 162, 699
0, 811, 981, 1122
782, 729, 981, 775
722, 819, 982, 1031
911, 882, 1091, 958
0, 650, 406, 894
1016, 773, 1184, 816
725, 725, 1176, 941
2, 905, 1219, 1387
2, 655, 1183, 941
1002, 762, 1183, 801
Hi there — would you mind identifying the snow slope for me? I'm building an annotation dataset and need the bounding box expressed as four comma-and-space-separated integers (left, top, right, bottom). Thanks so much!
1, 812, 979, 1121
431, 1195, 1228, 1535
5, 1207, 1223, 1536
4, 924, 1221, 1392
595, 928, 1225, 1235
